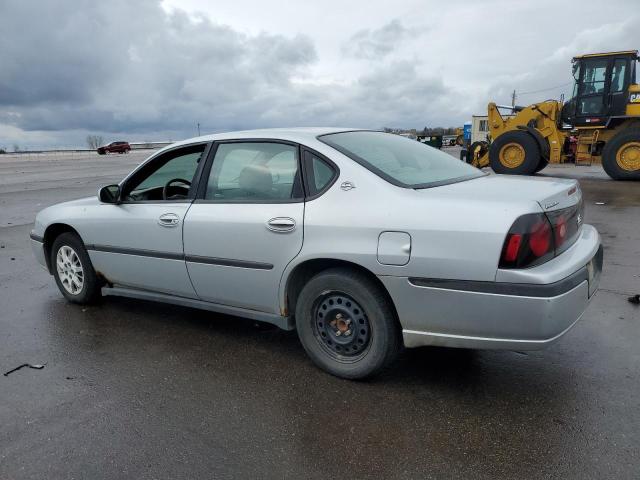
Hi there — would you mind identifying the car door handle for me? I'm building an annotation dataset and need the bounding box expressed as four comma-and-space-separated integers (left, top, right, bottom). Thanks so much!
267, 217, 296, 232
158, 213, 180, 227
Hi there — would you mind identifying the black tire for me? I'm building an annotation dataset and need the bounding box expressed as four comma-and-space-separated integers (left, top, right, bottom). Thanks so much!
467, 141, 489, 165
534, 158, 549, 173
489, 130, 541, 175
601, 128, 640, 180
295, 268, 401, 379
50, 232, 102, 304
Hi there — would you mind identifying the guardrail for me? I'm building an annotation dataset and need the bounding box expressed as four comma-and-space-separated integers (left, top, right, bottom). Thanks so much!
0, 141, 174, 155
129, 142, 173, 150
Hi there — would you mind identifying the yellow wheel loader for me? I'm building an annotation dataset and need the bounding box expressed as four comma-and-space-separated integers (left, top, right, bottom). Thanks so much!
454, 127, 465, 146
471, 50, 640, 180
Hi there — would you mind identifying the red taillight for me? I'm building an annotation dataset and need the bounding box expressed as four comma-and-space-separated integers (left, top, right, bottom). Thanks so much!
554, 214, 567, 247
500, 201, 584, 269
503, 234, 522, 262
499, 213, 554, 269
546, 199, 583, 255
529, 219, 552, 257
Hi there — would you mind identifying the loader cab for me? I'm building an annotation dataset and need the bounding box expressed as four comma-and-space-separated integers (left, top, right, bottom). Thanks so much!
561, 51, 638, 127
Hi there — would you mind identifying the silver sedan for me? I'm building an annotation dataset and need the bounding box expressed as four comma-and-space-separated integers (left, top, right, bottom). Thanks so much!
31, 128, 602, 379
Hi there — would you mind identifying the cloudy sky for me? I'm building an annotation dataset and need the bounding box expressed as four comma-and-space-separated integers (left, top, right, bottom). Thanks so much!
1, 0, 639, 149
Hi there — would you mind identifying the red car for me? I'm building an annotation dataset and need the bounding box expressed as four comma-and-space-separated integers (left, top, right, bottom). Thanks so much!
97, 141, 131, 155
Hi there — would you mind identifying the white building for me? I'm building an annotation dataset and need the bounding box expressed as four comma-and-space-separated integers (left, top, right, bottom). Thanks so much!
471, 115, 490, 144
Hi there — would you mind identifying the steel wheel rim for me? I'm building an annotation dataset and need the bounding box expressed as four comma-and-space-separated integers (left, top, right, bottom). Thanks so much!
616, 141, 640, 171
56, 245, 84, 295
499, 142, 525, 168
312, 291, 371, 362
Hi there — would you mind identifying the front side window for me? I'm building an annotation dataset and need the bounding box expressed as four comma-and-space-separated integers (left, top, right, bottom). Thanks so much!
123, 145, 205, 201
319, 131, 483, 188
205, 142, 302, 201
579, 59, 608, 95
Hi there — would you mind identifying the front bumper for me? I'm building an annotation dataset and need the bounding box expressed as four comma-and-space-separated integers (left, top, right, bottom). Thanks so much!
381, 226, 602, 351
30, 232, 48, 271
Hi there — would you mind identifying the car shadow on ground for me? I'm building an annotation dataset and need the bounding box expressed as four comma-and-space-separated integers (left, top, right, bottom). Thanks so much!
47, 295, 575, 396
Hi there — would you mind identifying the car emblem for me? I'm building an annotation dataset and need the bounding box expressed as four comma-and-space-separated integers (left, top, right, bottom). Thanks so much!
340, 181, 356, 191
544, 201, 559, 210
577, 213, 583, 224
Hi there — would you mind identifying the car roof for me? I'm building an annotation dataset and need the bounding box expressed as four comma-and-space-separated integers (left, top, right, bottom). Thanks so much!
157, 127, 364, 153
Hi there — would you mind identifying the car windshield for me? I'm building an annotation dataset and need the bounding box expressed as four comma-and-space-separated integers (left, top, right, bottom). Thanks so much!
319, 131, 484, 188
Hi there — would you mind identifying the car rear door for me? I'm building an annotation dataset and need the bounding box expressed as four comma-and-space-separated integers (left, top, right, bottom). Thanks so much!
182, 140, 304, 314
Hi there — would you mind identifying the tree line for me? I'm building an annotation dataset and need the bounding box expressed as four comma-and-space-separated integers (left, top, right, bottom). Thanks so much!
384, 127, 460, 136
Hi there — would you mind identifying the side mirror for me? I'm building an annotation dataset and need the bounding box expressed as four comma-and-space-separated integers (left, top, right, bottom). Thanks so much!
99, 184, 121, 204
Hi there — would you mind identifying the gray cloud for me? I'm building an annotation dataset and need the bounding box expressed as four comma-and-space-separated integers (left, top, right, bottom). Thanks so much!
0, 0, 318, 142
343, 20, 413, 59
2, 0, 640, 148
485, 15, 640, 110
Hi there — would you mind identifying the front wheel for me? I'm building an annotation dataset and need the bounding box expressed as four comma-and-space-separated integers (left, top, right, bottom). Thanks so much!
467, 141, 489, 166
51, 232, 102, 304
489, 130, 541, 175
295, 268, 401, 379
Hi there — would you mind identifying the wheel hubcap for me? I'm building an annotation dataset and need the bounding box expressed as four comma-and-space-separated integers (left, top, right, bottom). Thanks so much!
314, 293, 371, 358
616, 142, 640, 171
499, 142, 525, 168
56, 245, 84, 295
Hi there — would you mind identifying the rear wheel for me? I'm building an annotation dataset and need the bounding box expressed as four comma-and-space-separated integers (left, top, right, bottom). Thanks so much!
51, 233, 102, 304
534, 158, 549, 173
602, 128, 640, 180
295, 268, 401, 379
489, 131, 541, 175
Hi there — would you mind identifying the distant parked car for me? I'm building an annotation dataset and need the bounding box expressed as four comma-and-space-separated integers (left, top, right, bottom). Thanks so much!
31, 128, 602, 379
97, 141, 131, 155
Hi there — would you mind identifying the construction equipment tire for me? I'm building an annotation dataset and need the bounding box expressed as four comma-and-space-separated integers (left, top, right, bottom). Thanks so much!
489, 131, 541, 175
601, 128, 640, 180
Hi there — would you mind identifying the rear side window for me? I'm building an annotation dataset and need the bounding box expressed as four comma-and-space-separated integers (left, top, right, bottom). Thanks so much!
303, 151, 337, 196
205, 142, 303, 202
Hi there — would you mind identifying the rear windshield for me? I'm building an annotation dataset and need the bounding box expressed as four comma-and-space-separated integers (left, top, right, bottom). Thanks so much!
319, 131, 483, 188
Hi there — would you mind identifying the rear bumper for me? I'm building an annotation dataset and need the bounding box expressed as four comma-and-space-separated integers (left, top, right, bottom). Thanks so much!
380, 228, 602, 351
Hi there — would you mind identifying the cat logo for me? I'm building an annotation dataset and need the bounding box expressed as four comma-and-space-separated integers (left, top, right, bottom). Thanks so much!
630, 93, 640, 103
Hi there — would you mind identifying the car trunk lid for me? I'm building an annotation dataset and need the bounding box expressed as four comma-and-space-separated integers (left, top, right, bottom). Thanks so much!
415, 174, 581, 212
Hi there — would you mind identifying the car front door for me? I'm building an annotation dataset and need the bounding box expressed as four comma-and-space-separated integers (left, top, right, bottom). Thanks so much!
87, 143, 208, 297
183, 141, 305, 314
